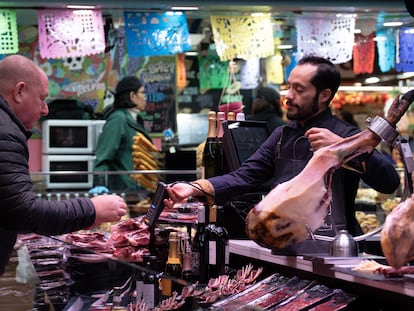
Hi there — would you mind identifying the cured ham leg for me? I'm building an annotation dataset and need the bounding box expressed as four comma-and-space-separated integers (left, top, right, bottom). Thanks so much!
246, 90, 414, 250
381, 193, 414, 269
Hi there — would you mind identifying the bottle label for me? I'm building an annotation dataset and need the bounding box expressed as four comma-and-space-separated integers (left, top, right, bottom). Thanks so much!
136, 281, 143, 301
209, 240, 217, 265
142, 285, 155, 308
161, 277, 172, 297
224, 242, 230, 265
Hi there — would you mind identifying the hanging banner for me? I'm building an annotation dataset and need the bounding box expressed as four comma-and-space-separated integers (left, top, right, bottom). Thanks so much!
396, 27, 414, 72
376, 28, 395, 73
37, 9, 105, 59
0, 9, 18, 54
296, 13, 355, 64
124, 11, 191, 57
210, 14, 274, 61
353, 34, 375, 74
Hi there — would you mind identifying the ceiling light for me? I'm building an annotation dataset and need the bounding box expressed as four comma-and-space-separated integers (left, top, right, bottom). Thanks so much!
66, 5, 96, 9
170, 6, 199, 11
383, 21, 403, 27
365, 77, 380, 84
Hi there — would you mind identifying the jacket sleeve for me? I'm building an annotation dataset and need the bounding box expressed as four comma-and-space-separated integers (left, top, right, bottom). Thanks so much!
0, 122, 96, 235
360, 149, 400, 194
94, 113, 125, 172
209, 129, 280, 202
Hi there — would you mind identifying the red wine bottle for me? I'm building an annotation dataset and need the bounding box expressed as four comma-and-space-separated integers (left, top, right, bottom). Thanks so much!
207, 205, 230, 279
206, 205, 219, 279
142, 255, 160, 308
192, 204, 208, 284
135, 254, 151, 302
215, 205, 230, 275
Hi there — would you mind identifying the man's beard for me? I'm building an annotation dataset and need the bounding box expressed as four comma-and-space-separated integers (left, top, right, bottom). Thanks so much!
286, 94, 319, 121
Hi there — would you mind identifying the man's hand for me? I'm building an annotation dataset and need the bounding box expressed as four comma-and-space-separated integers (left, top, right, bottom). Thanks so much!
164, 183, 203, 208
91, 194, 127, 226
305, 127, 342, 152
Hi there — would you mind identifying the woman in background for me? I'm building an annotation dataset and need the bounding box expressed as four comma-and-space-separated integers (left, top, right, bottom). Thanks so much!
94, 76, 151, 192
247, 86, 285, 132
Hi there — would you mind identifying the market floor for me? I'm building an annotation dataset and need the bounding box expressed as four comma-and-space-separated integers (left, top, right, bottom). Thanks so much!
0, 250, 36, 311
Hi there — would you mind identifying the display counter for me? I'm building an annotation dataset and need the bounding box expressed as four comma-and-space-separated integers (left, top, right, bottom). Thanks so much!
230, 239, 414, 310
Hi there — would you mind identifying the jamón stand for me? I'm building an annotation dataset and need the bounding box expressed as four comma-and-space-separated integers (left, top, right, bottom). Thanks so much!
394, 137, 414, 198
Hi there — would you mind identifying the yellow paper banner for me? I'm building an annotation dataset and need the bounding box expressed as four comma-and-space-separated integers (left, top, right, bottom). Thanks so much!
210, 14, 274, 61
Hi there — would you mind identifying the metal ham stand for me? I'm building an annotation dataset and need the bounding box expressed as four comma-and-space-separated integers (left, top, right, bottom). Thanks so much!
312, 115, 414, 253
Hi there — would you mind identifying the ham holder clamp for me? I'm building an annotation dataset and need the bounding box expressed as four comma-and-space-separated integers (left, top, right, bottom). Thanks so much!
245, 89, 414, 262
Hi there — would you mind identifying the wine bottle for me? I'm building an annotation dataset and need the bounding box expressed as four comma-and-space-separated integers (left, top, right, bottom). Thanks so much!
161, 231, 183, 297
202, 111, 222, 178
215, 205, 230, 275
206, 205, 219, 280
227, 111, 236, 121
216, 111, 225, 175
181, 235, 193, 283
142, 255, 160, 308
192, 204, 208, 284
236, 112, 245, 121
112, 286, 123, 308
135, 254, 151, 302
217, 111, 225, 140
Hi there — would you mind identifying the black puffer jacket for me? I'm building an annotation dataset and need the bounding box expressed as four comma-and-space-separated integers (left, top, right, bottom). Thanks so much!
0, 97, 96, 275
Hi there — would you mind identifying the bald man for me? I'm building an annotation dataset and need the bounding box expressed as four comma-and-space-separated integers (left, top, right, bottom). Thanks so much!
0, 55, 127, 275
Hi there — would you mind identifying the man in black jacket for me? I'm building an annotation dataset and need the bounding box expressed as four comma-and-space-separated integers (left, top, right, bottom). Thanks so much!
165, 56, 401, 254
0, 54, 127, 275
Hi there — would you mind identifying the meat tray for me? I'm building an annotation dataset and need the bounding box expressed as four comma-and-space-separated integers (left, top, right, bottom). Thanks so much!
244, 277, 314, 309
271, 284, 335, 310
307, 289, 357, 311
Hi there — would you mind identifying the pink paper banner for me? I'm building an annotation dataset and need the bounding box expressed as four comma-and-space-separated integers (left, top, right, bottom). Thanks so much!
37, 9, 105, 59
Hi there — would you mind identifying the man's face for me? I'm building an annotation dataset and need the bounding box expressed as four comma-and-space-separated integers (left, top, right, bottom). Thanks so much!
17, 72, 49, 130
285, 64, 324, 123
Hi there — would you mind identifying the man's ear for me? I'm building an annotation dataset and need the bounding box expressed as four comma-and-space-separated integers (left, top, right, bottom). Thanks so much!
319, 88, 332, 104
14, 82, 25, 103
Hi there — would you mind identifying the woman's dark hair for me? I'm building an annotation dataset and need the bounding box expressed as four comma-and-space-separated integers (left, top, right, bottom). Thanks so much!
252, 87, 283, 117
297, 55, 341, 105
114, 76, 142, 109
